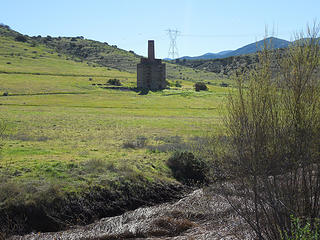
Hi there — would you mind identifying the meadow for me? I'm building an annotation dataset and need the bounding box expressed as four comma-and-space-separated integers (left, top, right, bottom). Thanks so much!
0, 34, 230, 202
0, 29, 236, 239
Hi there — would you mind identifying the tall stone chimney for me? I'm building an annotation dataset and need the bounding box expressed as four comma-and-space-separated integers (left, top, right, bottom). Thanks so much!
148, 40, 155, 60
137, 40, 166, 90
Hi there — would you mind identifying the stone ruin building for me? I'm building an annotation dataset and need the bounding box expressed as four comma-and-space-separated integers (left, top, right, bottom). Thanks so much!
137, 40, 166, 90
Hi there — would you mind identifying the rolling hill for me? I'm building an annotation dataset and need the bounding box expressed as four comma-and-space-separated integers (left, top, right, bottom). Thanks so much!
0, 23, 139, 72
0, 24, 222, 84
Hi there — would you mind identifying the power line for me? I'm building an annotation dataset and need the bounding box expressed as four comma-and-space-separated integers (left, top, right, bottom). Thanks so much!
180, 32, 291, 38
166, 29, 180, 59
181, 33, 263, 38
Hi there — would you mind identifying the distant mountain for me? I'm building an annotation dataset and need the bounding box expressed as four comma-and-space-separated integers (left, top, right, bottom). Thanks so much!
223, 37, 290, 58
170, 37, 291, 61
216, 50, 233, 56
177, 50, 233, 60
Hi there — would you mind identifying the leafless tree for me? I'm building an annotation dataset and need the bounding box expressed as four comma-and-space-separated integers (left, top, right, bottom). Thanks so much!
221, 23, 320, 240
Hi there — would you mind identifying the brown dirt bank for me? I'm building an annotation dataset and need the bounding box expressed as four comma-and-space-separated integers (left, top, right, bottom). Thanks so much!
9, 189, 251, 240
0, 180, 189, 239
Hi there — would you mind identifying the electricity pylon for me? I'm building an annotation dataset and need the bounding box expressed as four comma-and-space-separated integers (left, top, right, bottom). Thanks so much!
166, 29, 180, 59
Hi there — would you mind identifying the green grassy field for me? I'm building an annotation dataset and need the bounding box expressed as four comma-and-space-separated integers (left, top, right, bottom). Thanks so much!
0, 32, 230, 207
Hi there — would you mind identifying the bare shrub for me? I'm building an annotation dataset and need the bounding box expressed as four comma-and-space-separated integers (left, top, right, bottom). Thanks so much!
221, 24, 320, 240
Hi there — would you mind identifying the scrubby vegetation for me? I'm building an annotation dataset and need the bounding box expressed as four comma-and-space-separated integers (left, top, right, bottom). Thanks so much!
107, 78, 121, 86
174, 80, 182, 87
177, 53, 259, 76
280, 217, 320, 240
14, 35, 27, 43
167, 151, 209, 185
194, 81, 208, 91
218, 24, 320, 239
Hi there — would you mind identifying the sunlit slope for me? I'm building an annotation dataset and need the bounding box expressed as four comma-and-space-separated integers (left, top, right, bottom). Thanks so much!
0, 35, 136, 95
2, 25, 223, 83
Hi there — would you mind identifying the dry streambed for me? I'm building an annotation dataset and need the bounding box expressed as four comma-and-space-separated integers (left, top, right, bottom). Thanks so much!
10, 189, 251, 240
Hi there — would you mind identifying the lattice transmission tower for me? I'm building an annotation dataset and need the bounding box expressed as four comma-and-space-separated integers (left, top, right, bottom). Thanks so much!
166, 29, 180, 59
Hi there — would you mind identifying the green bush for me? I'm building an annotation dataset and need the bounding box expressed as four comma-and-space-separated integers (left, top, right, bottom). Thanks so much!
175, 81, 182, 87
194, 82, 207, 91
167, 151, 208, 185
281, 216, 320, 240
107, 78, 121, 86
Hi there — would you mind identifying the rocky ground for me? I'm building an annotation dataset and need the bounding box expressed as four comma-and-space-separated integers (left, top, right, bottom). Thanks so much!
10, 189, 251, 240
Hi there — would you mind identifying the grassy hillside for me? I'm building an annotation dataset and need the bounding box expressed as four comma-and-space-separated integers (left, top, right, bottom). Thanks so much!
0, 25, 224, 85
175, 53, 259, 77
0, 38, 135, 93
38, 34, 225, 84
34, 35, 140, 73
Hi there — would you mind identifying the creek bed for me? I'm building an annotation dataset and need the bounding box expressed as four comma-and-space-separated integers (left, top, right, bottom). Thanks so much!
10, 189, 251, 240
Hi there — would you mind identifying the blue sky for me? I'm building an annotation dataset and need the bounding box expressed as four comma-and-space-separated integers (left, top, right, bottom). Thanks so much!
1, 0, 319, 58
